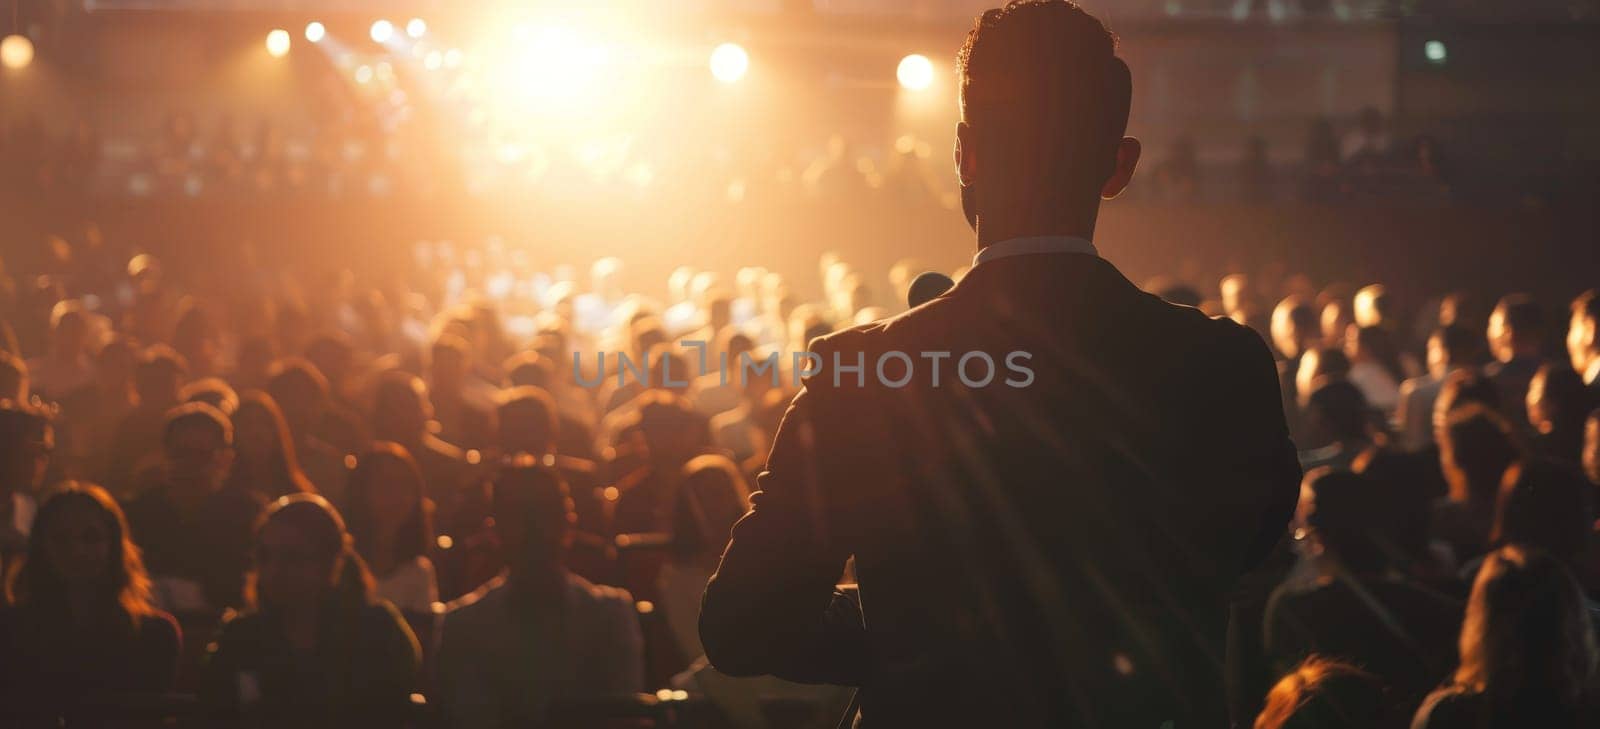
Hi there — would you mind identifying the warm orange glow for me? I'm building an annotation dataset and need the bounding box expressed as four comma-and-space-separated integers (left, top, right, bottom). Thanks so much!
1, 34, 34, 70
265, 29, 291, 58
710, 42, 748, 83
897, 53, 934, 90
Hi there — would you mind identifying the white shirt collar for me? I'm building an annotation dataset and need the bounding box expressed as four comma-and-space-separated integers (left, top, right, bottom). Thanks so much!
972, 235, 1098, 267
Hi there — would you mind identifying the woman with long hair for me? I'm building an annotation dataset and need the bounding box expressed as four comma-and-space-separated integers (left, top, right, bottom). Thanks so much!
223, 391, 316, 500
0, 483, 180, 708
201, 494, 419, 727
1413, 545, 1599, 728
341, 442, 438, 614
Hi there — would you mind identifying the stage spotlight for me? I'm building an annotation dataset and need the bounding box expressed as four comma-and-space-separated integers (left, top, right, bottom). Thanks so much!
370, 19, 394, 44
406, 18, 427, 39
305, 22, 326, 43
897, 53, 934, 90
0, 34, 34, 70
710, 42, 748, 83
1424, 40, 1447, 65
265, 29, 291, 58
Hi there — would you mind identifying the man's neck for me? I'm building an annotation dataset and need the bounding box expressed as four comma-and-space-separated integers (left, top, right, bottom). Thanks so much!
975, 210, 1098, 249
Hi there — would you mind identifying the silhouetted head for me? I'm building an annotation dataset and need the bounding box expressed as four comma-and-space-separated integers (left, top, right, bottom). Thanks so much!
6, 483, 156, 626
1271, 296, 1320, 360
1454, 546, 1597, 715
1433, 369, 1501, 434
1491, 460, 1593, 564
371, 371, 432, 443
134, 345, 188, 411
497, 386, 558, 456
504, 351, 557, 391
265, 357, 330, 439
1295, 346, 1352, 409
250, 494, 374, 613
1426, 324, 1479, 378
1568, 289, 1600, 378
672, 454, 750, 562
1304, 380, 1370, 446
955, 0, 1138, 239
1254, 656, 1386, 729
162, 402, 233, 489
492, 461, 574, 578
1488, 294, 1543, 364
1298, 468, 1392, 573
1439, 404, 1520, 505
343, 442, 431, 574
1526, 363, 1589, 444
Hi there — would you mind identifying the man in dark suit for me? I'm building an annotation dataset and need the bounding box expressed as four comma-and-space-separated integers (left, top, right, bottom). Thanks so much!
699, 2, 1302, 727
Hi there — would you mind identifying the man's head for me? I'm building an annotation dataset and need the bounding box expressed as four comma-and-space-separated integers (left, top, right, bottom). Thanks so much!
492, 460, 575, 578
134, 345, 188, 411
162, 402, 233, 490
1567, 289, 1599, 379
1270, 296, 1319, 360
1427, 324, 1479, 378
1487, 294, 1543, 364
49, 300, 90, 359
497, 386, 558, 457
955, 1, 1138, 238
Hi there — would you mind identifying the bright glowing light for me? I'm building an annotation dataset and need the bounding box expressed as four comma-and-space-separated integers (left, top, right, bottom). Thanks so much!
265, 29, 291, 58
304, 22, 325, 43
355, 65, 374, 84
369, 19, 394, 43
424, 50, 443, 70
443, 48, 463, 68
709, 42, 748, 83
1424, 40, 1447, 64
897, 53, 934, 90
406, 18, 427, 39
0, 34, 34, 70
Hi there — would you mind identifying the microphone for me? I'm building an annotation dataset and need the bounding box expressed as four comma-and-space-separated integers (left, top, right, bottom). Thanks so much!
907, 271, 955, 309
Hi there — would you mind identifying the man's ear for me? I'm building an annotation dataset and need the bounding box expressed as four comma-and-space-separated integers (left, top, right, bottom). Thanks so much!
1101, 136, 1141, 200
955, 121, 976, 186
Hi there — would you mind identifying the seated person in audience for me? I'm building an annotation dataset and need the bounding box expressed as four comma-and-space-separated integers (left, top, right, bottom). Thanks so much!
1, 403, 53, 583
223, 392, 316, 500
1481, 459, 1595, 581
1270, 296, 1321, 442
435, 461, 642, 729
1395, 325, 1477, 452
1431, 404, 1521, 565
24, 299, 94, 402
496, 386, 601, 544
1344, 324, 1404, 414
503, 352, 599, 461
343, 442, 439, 614
1253, 657, 1387, 729
267, 358, 365, 497
1569, 289, 1600, 400
202, 494, 420, 727
1264, 469, 1462, 715
0, 483, 181, 711
1525, 363, 1592, 467
105, 346, 187, 498
1412, 546, 1599, 729
180, 376, 240, 417
1298, 381, 1374, 471
370, 371, 476, 530
124, 402, 264, 612
1295, 346, 1352, 414
660, 454, 750, 661
1484, 294, 1545, 430
428, 334, 495, 451
692, 331, 757, 418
